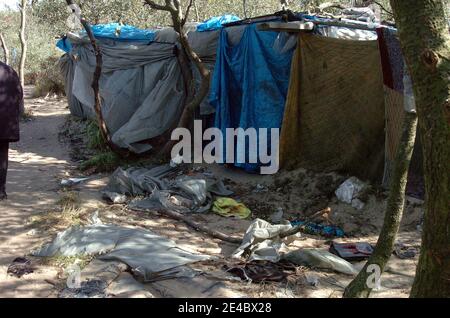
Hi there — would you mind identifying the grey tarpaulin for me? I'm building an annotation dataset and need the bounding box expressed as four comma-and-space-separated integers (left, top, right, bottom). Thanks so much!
65, 30, 185, 153
58, 53, 85, 118
60, 27, 226, 153
282, 249, 358, 275
102, 165, 233, 214
32, 224, 210, 281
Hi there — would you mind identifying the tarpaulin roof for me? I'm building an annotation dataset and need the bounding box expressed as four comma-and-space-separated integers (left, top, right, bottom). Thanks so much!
57, 23, 156, 53
197, 15, 240, 32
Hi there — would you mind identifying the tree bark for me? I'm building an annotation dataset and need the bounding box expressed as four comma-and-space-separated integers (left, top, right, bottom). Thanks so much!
389, 0, 450, 298
343, 111, 418, 298
0, 33, 9, 65
19, 0, 27, 89
65, 0, 129, 157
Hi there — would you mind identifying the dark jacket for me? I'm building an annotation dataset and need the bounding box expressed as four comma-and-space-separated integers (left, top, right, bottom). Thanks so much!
0, 62, 22, 142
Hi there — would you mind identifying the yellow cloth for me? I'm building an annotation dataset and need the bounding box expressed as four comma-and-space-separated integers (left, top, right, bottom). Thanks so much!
212, 197, 251, 219
280, 34, 386, 182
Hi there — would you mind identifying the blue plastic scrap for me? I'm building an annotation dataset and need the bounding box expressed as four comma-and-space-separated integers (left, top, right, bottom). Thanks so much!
197, 15, 240, 32
290, 220, 345, 238
210, 23, 295, 172
87, 23, 156, 42
56, 37, 73, 53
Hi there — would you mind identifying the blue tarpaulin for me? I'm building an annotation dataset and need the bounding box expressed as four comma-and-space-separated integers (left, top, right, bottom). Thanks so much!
87, 23, 155, 42
56, 37, 73, 53
57, 23, 156, 52
197, 15, 240, 32
210, 23, 295, 172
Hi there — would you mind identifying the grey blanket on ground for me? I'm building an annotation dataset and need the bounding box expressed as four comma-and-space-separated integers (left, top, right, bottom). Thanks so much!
102, 165, 233, 214
32, 224, 210, 281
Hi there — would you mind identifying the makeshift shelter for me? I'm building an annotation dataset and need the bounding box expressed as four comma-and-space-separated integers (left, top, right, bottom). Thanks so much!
58, 19, 233, 153
58, 12, 421, 188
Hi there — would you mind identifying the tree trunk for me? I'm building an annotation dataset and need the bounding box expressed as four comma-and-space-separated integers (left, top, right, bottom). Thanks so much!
65, 0, 129, 157
19, 0, 27, 89
0, 33, 9, 65
144, 1, 211, 159
343, 111, 418, 298
389, 0, 450, 298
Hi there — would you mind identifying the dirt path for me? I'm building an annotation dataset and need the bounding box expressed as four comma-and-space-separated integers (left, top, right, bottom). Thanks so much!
0, 88, 72, 297
0, 88, 420, 298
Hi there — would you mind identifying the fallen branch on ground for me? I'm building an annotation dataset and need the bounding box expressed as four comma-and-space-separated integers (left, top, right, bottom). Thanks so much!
129, 206, 242, 244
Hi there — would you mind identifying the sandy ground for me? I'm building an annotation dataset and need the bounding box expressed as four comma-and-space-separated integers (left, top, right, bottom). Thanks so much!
0, 88, 72, 297
0, 89, 422, 298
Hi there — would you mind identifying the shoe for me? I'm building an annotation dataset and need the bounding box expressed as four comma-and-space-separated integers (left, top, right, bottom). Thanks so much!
0, 191, 7, 201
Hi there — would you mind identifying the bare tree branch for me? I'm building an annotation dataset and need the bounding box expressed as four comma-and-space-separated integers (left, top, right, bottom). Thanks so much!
143, 0, 211, 158
0, 33, 9, 65
143, 0, 171, 12
64, 0, 128, 156
181, 0, 194, 26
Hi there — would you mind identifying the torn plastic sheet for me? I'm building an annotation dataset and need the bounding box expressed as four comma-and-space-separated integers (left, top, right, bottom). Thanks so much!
103, 165, 233, 214
32, 224, 210, 281
282, 249, 358, 276
232, 219, 300, 262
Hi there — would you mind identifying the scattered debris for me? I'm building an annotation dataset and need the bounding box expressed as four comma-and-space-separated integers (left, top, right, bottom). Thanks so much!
335, 177, 366, 210
7, 257, 34, 278
223, 260, 297, 283
304, 272, 320, 287
270, 207, 284, 224
232, 219, 299, 262
102, 191, 127, 204
60, 279, 107, 298
61, 177, 90, 187
104, 165, 233, 214
282, 249, 358, 276
394, 243, 419, 259
290, 220, 344, 238
253, 183, 268, 193
212, 197, 251, 219
329, 242, 374, 261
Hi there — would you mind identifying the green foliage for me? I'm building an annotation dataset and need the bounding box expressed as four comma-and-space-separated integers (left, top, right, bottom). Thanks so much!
33, 56, 65, 97
85, 120, 107, 151
0, 0, 395, 86
80, 151, 123, 172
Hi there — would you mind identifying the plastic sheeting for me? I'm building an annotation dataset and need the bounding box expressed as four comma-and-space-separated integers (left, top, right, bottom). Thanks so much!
56, 37, 73, 53
84, 23, 156, 42
60, 26, 225, 151
57, 23, 156, 53
232, 218, 299, 262
103, 165, 233, 214
210, 23, 296, 172
197, 15, 240, 32
280, 34, 386, 182
68, 37, 185, 153
32, 224, 210, 281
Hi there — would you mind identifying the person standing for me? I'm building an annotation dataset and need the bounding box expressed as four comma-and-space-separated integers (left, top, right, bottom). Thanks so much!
0, 61, 22, 200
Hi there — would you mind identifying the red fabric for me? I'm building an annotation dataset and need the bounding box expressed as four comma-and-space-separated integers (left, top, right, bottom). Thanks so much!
376, 28, 394, 90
